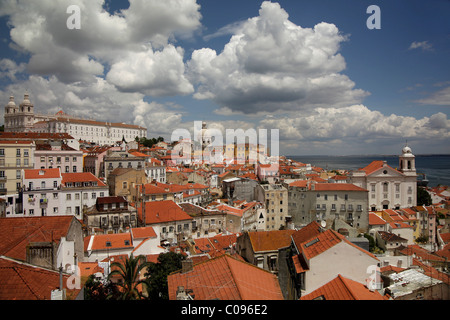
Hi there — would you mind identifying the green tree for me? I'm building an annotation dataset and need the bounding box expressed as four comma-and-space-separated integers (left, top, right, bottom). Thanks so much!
144, 252, 185, 300
417, 186, 432, 206
139, 136, 165, 148
84, 274, 121, 300
108, 254, 149, 300
415, 234, 429, 244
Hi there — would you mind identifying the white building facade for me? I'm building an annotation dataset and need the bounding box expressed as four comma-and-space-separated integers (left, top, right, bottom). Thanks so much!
4, 93, 147, 145
350, 145, 417, 211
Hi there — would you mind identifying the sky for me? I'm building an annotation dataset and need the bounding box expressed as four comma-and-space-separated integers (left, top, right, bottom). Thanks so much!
0, 0, 449, 156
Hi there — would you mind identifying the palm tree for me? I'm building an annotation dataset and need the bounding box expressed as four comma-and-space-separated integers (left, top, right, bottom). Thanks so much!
108, 254, 149, 300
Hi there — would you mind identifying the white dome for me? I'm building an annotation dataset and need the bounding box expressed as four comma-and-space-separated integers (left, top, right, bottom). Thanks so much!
20, 93, 32, 106
6, 96, 16, 107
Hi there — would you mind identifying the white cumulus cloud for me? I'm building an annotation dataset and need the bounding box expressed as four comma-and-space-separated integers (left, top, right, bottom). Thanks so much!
187, 1, 368, 114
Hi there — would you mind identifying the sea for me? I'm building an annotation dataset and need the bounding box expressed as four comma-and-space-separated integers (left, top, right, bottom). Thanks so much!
288, 154, 450, 188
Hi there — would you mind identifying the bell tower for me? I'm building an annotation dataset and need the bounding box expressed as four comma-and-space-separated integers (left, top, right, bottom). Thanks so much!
399, 142, 416, 176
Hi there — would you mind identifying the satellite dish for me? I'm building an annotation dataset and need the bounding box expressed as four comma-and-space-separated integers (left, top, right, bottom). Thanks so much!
320, 220, 326, 228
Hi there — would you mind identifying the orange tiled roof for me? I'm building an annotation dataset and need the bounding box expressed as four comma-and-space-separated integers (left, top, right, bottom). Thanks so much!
0, 132, 74, 140
167, 254, 284, 300
78, 262, 104, 279
87, 233, 133, 251
289, 180, 308, 187
0, 256, 81, 300
0, 216, 75, 261
291, 221, 324, 248
0, 140, 34, 145
298, 229, 378, 262
137, 200, 192, 225
399, 245, 446, 262
140, 184, 170, 195
61, 172, 106, 187
369, 212, 386, 225
248, 230, 296, 252
359, 160, 400, 176
130, 226, 157, 239
300, 274, 387, 300
313, 183, 367, 192
380, 265, 406, 273
23, 168, 61, 180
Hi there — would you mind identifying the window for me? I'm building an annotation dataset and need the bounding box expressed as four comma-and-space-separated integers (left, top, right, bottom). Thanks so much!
53, 181, 58, 188
41, 156, 45, 162
65, 166, 69, 173
53, 193, 58, 199
73, 157, 77, 162
16, 149, 21, 157
0, 171, 4, 178
91, 192, 96, 199
66, 194, 71, 200
16, 170, 21, 179
41, 181, 46, 189
73, 166, 77, 173
53, 207, 58, 214
75, 193, 80, 200
122, 182, 127, 189
24, 149, 29, 157
0, 149, 4, 156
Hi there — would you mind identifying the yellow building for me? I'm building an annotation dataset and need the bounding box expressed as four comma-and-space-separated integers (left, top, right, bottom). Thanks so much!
0, 140, 35, 195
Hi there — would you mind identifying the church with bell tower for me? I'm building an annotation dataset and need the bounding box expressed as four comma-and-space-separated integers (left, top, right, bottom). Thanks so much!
4, 93, 36, 132
350, 143, 417, 211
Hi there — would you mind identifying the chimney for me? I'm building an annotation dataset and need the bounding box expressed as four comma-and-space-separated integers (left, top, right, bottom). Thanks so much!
181, 259, 193, 274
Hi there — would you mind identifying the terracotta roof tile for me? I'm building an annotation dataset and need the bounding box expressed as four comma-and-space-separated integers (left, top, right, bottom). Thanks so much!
369, 212, 386, 225
359, 160, 400, 176
291, 221, 324, 249
300, 274, 387, 300
289, 180, 308, 187
167, 254, 284, 300
0, 217, 75, 261
313, 183, 367, 192
87, 233, 133, 251
131, 226, 157, 239
23, 168, 61, 180
137, 200, 192, 225
248, 230, 296, 252
0, 256, 81, 300
61, 172, 106, 187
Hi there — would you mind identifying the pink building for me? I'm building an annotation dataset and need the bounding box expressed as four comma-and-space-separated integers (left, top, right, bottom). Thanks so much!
34, 141, 83, 173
